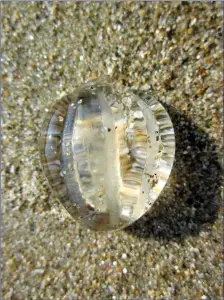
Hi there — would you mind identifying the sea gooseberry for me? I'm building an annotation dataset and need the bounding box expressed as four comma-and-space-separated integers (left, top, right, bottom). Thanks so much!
39, 77, 175, 231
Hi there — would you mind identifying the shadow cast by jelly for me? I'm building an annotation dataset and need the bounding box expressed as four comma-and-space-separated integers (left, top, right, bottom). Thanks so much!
125, 105, 222, 241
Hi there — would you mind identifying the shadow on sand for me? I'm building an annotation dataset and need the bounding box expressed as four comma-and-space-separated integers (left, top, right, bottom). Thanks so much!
125, 104, 221, 241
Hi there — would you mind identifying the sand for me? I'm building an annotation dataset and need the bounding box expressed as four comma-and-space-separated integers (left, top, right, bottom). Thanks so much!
2, 2, 222, 299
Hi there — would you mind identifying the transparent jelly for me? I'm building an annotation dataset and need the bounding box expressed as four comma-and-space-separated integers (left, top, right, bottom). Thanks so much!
39, 78, 175, 231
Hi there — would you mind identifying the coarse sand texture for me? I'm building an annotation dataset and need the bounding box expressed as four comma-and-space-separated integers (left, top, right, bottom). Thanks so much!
2, 2, 222, 300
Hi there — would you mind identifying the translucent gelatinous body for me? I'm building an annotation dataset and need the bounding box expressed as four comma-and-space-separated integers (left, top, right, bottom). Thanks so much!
39, 78, 175, 231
